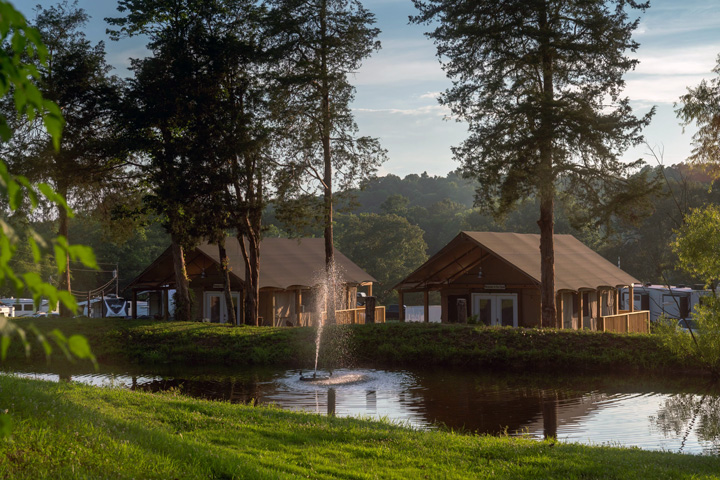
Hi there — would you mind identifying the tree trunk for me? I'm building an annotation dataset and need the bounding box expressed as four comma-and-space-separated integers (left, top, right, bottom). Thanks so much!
320, 0, 336, 324
171, 235, 193, 321
238, 231, 260, 326
538, 1, 556, 328
538, 189, 555, 327
218, 237, 236, 325
56, 184, 72, 317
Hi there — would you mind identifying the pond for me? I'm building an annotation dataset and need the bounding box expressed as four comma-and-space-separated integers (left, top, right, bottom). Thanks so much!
5, 363, 719, 455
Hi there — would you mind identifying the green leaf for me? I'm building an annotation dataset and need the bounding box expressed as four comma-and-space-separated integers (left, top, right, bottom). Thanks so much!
54, 243, 66, 275
68, 244, 98, 269
68, 335, 97, 369
0, 335, 9, 362
57, 290, 77, 313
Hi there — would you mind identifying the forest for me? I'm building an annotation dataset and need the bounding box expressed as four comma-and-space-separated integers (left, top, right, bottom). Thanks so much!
5, 164, 716, 305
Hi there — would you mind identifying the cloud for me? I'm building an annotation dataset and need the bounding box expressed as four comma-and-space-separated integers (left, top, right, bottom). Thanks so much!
355, 104, 450, 117
419, 91, 441, 99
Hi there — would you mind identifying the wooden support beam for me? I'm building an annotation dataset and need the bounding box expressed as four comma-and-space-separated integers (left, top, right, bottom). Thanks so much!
556, 292, 562, 329
628, 285, 634, 312
615, 290, 619, 315
132, 289, 137, 319
163, 289, 169, 321
424, 290, 429, 323
399, 291, 405, 322
295, 289, 302, 326
578, 292, 583, 330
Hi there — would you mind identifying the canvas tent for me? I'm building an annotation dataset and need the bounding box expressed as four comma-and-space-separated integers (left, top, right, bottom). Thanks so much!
395, 232, 649, 332
127, 237, 375, 325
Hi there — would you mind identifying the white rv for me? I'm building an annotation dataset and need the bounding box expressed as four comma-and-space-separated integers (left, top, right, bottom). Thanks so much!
77, 294, 130, 318
0, 298, 55, 317
619, 284, 709, 323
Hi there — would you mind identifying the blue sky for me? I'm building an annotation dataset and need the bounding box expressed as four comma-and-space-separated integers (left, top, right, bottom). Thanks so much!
19, 0, 720, 177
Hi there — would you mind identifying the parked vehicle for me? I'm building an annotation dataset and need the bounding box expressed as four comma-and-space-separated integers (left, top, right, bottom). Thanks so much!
0, 298, 55, 317
77, 294, 129, 318
386, 304, 406, 320
619, 284, 710, 324
0, 301, 13, 317
677, 318, 700, 334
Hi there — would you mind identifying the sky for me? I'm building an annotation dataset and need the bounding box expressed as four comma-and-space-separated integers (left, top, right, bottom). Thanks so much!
18, 0, 720, 178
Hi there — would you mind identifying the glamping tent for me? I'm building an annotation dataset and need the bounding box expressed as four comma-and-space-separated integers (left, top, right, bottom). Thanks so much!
394, 232, 649, 332
127, 238, 375, 325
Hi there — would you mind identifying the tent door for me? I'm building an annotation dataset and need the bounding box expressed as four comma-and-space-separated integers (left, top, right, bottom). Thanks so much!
472, 293, 518, 327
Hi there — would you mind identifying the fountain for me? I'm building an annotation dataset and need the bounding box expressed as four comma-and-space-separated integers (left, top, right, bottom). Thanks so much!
304, 260, 346, 380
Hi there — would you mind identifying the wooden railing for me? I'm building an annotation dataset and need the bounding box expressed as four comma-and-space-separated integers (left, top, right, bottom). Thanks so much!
599, 310, 650, 334
296, 306, 386, 327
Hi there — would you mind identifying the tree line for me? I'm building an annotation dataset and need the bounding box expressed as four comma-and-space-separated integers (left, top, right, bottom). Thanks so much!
3, 0, 720, 324
2, 0, 386, 324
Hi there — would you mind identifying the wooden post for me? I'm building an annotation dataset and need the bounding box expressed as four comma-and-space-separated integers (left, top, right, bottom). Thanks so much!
163, 289, 169, 321
365, 297, 376, 324
295, 289, 302, 326
597, 289, 603, 331
423, 290, 430, 323
367, 283, 373, 297
628, 285, 634, 312
456, 298, 467, 324
398, 291, 405, 322
272, 293, 276, 327
556, 293, 562, 329
132, 289, 137, 319
578, 292, 583, 330
87, 292, 91, 317
615, 289, 619, 315
101, 291, 106, 319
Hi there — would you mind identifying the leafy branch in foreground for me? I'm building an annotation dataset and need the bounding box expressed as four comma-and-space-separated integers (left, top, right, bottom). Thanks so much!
0, 0, 99, 436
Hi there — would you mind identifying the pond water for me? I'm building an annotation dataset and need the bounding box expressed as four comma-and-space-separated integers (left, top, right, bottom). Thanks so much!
5, 364, 720, 455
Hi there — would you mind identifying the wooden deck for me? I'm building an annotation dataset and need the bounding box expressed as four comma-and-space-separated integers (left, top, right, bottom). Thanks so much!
296, 306, 386, 327
599, 310, 650, 334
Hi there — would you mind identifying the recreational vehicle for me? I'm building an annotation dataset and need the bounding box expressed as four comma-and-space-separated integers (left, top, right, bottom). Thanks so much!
619, 284, 710, 323
0, 298, 55, 317
77, 294, 130, 318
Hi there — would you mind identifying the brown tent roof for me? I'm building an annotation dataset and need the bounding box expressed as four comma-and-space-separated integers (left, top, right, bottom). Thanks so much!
128, 237, 375, 290
395, 231, 637, 293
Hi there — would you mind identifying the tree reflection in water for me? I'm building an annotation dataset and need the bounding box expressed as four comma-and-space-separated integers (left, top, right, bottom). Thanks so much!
651, 394, 720, 453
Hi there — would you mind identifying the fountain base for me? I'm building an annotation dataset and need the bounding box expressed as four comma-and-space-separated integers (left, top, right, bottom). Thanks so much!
299, 371, 333, 382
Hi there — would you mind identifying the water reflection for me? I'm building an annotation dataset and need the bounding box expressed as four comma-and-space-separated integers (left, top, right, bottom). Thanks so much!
651, 393, 720, 454
4, 364, 720, 454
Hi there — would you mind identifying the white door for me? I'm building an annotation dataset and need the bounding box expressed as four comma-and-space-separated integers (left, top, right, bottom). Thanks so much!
205, 292, 223, 323
204, 292, 241, 324
472, 294, 518, 327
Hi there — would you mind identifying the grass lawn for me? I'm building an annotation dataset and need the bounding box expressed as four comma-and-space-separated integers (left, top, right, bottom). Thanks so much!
1, 374, 719, 479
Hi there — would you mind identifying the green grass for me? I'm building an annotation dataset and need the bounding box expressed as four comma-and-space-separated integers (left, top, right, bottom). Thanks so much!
4, 317, 702, 373
1, 374, 719, 479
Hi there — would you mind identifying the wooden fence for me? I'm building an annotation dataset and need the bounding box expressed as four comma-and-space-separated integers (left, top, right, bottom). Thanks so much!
297, 306, 386, 327
599, 310, 650, 333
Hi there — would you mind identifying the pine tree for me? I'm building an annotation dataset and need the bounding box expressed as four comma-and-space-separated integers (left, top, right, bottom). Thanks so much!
412, 0, 659, 327
268, 0, 386, 322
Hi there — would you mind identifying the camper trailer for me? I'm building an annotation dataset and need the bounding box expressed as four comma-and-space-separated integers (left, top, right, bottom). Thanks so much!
0, 301, 13, 317
77, 294, 130, 318
620, 284, 709, 323
0, 298, 55, 317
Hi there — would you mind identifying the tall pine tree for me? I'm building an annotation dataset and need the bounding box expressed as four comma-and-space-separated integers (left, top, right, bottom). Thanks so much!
268, 0, 386, 321
413, 0, 659, 327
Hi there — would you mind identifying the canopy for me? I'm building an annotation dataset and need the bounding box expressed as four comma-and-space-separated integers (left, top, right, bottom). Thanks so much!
395, 231, 637, 293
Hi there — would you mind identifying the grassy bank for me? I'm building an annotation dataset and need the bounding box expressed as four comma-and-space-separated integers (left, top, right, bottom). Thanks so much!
5, 317, 700, 373
1, 374, 719, 479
